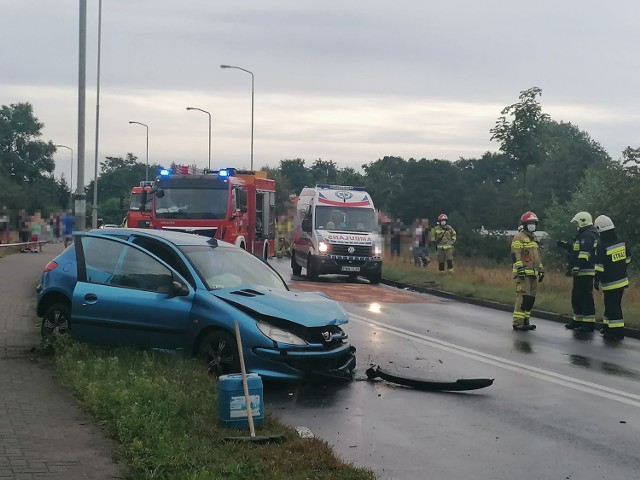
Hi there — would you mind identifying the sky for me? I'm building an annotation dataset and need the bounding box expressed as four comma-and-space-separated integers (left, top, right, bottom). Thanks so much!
3, 0, 640, 185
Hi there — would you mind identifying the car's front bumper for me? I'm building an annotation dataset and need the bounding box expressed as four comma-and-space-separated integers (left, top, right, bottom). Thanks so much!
311, 254, 382, 277
250, 342, 356, 381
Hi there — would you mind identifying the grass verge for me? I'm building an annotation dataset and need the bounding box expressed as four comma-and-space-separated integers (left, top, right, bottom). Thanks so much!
51, 339, 376, 480
382, 257, 640, 330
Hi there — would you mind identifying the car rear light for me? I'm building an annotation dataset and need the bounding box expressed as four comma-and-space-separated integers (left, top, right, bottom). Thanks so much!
44, 261, 59, 272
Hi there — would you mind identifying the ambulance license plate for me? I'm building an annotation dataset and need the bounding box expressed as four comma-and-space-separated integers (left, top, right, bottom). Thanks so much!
341, 266, 360, 272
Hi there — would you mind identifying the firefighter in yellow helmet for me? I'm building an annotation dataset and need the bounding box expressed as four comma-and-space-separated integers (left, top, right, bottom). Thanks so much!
433, 214, 456, 273
511, 211, 544, 331
594, 215, 630, 340
558, 212, 599, 332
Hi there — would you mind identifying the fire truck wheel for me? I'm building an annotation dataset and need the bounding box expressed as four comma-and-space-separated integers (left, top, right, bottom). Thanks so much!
307, 255, 319, 280
291, 251, 302, 276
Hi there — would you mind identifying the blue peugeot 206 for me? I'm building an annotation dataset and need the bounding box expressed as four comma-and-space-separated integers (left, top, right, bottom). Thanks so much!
36, 229, 356, 381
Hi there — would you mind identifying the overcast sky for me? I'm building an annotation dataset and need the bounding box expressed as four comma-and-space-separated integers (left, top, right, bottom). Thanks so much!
3, 0, 640, 183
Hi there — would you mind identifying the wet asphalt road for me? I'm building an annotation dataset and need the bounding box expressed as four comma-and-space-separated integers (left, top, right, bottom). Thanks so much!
266, 258, 640, 480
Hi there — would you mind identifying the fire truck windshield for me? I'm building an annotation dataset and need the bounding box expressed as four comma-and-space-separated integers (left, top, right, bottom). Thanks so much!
129, 192, 144, 211
154, 188, 229, 220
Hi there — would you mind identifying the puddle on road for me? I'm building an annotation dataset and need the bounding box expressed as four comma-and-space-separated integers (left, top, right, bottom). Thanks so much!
567, 354, 640, 380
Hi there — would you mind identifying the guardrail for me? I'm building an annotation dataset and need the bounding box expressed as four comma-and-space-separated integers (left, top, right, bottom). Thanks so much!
0, 240, 50, 254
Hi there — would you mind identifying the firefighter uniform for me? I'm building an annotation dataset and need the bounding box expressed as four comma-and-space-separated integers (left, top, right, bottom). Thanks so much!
433, 216, 457, 273
511, 227, 543, 330
566, 225, 599, 331
594, 215, 631, 340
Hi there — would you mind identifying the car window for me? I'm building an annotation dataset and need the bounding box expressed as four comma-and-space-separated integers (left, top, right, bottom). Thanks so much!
131, 236, 195, 287
180, 245, 287, 291
80, 237, 175, 293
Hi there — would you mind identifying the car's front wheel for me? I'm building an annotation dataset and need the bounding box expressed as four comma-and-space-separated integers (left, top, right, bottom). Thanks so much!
41, 302, 71, 339
197, 330, 240, 377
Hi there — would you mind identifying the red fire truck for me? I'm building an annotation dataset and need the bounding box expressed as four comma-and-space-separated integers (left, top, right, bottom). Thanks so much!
143, 167, 276, 260
125, 181, 154, 228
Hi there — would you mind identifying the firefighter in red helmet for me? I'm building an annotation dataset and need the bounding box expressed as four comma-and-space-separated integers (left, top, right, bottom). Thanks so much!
433, 213, 457, 273
511, 211, 544, 331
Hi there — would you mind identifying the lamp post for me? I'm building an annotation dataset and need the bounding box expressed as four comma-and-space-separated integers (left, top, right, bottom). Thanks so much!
92, 0, 103, 229
128, 121, 149, 181
186, 107, 212, 170
220, 64, 254, 170
55, 145, 74, 210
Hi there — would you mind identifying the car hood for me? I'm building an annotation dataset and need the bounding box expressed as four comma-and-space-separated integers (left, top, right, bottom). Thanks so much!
212, 286, 348, 327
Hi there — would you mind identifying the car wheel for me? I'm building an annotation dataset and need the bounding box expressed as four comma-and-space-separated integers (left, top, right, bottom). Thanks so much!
291, 250, 302, 276
307, 255, 319, 280
198, 330, 240, 377
41, 302, 71, 338
368, 273, 381, 285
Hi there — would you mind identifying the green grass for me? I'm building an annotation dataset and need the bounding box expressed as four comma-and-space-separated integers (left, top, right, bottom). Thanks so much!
382, 257, 640, 329
51, 340, 376, 480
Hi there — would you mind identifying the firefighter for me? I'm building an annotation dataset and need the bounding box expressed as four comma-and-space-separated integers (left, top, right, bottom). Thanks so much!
511, 211, 544, 331
594, 215, 630, 340
559, 212, 599, 332
433, 214, 456, 273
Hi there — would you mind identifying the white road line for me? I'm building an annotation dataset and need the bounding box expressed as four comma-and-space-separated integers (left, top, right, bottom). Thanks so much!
349, 312, 640, 408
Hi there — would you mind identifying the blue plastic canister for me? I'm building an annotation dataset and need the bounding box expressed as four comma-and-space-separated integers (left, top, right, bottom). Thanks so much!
217, 373, 264, 428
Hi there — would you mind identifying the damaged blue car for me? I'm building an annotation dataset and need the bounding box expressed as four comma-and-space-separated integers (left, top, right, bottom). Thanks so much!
36, 229, 356, 381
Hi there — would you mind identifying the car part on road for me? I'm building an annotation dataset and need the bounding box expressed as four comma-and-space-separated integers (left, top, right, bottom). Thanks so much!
365, 365, 494, 392
223, 320, 285, 444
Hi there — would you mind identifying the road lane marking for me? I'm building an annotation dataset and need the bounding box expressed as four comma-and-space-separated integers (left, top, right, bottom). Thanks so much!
349, 312, 640, 408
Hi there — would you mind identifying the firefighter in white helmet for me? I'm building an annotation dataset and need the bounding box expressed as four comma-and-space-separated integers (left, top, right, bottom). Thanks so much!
594, 215, 630, 340
558, 212, 599, 332
511, 211, 544, 331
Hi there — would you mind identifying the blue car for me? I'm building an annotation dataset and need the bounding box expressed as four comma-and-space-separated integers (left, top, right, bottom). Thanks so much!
36, 229, 356, 381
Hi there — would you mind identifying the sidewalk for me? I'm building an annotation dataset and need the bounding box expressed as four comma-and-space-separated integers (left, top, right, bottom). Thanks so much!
0, 244, 125, 480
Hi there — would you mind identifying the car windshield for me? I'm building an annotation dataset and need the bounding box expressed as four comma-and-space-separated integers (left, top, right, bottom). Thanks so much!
155, 188, 229, 220
180, 245, 288, 291
315, 206, 377, 232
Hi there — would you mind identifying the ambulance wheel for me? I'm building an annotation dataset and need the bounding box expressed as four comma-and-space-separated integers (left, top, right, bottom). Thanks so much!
307, 255, 319, 280
291, 251, 302, 276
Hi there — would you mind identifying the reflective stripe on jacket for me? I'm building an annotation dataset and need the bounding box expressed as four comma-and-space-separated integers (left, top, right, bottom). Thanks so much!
569, 226, 598, 277
595, 241, 631, 291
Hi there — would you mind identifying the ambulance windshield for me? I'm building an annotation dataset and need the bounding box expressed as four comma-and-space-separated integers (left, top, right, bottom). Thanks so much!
315, 206, 377, 232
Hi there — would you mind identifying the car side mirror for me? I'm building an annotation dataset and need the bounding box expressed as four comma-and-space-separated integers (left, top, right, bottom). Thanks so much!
302, 218, 311, 232
168, 280, 189, 297
240, 205, 248, 214
155, 188, 165, 199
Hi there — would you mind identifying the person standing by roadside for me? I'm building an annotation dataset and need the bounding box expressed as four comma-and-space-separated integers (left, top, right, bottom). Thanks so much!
390, 219, 402, 258
63, 209, 75, 248
511, 211, 544, 331
558, 212, 599, 332
433, 214, 456, 273
594, 215, 630, 340
0, 206, 8, 244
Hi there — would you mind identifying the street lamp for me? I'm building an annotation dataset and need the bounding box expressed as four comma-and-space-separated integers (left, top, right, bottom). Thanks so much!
128, 121, 149, 181
220, 64, 254, 170
186, 107, 212, 170
54, 145, 74, 191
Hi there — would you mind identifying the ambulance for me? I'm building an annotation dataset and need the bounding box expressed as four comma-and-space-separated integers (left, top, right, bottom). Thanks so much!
290, 184, 383, 283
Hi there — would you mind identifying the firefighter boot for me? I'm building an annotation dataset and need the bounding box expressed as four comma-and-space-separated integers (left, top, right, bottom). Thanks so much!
447, 260, 454, 273
564, 320, 580, 330
603, 327, 624, 340
512, 324, 528, 331
439, 263, 446, 273
524, 319, 537, 331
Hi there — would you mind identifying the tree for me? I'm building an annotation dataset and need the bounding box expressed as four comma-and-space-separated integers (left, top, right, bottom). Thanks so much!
490, 87, 550, 209
362, 156, 406, 215
278, 159, 309, 194
309, 158, 339, 185
0, 102, 55, 183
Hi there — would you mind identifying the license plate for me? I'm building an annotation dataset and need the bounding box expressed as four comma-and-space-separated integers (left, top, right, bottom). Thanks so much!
341, 266, 360, 272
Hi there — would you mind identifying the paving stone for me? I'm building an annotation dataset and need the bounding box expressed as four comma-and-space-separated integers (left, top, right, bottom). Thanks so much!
0, 244, 126, 479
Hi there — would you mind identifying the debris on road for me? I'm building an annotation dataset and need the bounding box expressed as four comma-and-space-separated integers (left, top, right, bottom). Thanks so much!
365, 364, 494, 392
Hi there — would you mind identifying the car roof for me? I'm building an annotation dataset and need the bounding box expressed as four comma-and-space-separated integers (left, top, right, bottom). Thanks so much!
90, 228, 235, 248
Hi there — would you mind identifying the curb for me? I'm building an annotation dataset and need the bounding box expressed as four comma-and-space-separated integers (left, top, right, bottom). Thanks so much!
380, 278, 640, 340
